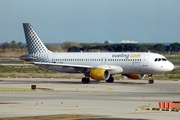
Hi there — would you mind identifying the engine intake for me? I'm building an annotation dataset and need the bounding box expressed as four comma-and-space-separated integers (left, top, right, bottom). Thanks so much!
90, 69, 110, 80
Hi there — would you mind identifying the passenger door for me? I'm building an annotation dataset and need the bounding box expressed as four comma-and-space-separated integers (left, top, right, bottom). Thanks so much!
143, 55, 149, 66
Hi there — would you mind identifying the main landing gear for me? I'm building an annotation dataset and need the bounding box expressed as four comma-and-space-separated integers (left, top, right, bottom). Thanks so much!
81, 76, 115, 84
148, 74, 154, 84
82, 69, 90, 84
82, 77, 90, 84
106, 76, 114, 83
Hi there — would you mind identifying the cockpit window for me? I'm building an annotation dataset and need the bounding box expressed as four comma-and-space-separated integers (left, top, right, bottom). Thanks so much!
155, 58, 167, 62
162, 58, 167, 61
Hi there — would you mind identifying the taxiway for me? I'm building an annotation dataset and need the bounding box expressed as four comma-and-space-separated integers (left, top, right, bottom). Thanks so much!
0, 78, 180, 120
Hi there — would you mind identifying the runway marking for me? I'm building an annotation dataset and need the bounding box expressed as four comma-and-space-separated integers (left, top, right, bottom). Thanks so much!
10, 106, 15, 108
108, 88, 113, 90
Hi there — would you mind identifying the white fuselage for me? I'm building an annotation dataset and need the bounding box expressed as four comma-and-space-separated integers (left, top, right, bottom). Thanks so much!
34, 52, 174, 75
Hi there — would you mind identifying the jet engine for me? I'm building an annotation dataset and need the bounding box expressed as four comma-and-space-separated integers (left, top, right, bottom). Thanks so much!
122, 74, 146, 79
89, 69, 110, 80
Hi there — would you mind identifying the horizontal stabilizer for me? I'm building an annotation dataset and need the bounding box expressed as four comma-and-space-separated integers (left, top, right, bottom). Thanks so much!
19, 54, 37, 61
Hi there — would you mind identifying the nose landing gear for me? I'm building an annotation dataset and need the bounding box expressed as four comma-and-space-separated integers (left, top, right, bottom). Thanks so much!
148, 74, 154, 84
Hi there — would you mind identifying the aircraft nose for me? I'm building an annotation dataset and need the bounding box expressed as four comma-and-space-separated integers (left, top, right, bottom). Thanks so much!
168, 62, 174, 71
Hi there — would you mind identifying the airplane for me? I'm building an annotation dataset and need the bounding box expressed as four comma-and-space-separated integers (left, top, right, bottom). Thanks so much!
20, 23, 174, 84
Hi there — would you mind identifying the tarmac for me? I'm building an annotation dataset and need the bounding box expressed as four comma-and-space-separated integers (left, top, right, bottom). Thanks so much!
1, 78, 180, 120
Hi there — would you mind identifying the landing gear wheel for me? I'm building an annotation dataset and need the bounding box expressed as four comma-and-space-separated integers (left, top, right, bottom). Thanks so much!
148, 79, 154, 84
82, 77, 90, 84
106, 76, 114, 83
148, 74, 154, 84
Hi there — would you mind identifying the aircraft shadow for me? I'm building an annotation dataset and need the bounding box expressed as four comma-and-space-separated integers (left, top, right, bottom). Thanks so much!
113, 81, 147, 85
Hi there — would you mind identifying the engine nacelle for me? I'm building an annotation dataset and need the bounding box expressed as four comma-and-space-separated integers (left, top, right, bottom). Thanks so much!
90, 69, 110, 80
123, 74, 146, 79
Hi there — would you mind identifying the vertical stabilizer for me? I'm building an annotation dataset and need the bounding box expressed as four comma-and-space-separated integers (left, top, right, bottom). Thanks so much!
23, 23, 51, 54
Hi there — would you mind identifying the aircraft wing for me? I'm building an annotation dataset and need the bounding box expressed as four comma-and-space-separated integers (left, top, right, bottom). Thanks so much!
33, 62, 94, 69
33, 62, 122, 72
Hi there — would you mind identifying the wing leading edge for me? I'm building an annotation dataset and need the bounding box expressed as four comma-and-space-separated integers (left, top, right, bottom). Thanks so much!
33, 62, 123, 73
33, 62, 93, 69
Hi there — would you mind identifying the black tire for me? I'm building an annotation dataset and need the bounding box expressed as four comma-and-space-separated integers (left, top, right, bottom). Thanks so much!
106, 77, 114, 83
82, 78, 90, 84
148, 80, 154, 84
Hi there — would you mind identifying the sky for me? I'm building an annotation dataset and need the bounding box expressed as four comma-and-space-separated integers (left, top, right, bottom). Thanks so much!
0, 0, 180, 44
